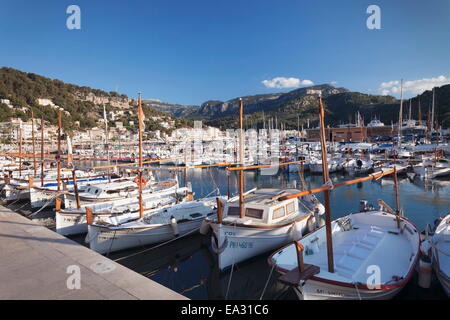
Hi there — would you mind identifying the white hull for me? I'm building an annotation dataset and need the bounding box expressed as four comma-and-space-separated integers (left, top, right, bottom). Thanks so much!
294, 279, 404, 300
270, 210, 420, 300
211, 217, 310, 271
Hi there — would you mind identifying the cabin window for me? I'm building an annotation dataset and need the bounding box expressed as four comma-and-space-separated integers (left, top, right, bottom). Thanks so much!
245, 208, 263, 219
286, 202, 295, 215
227, 206, 240, 216
94, 189, 99, 194
273, 206, 285, 219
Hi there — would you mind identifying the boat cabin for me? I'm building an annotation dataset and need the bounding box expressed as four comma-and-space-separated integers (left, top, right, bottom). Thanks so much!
222, 189, 303, 225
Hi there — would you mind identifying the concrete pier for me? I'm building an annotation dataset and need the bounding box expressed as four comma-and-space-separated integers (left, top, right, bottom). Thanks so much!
0, 205, 187, 300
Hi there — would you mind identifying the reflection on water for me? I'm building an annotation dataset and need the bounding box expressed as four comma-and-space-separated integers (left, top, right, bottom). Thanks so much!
94, 166, 450, 299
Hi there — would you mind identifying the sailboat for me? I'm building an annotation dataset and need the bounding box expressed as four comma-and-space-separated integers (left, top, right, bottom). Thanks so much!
84, 93, 220, 253
201, 99, 325, 271
268, 91, 420, 300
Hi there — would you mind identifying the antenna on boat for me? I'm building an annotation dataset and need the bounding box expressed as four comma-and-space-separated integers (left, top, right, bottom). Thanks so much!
397, 79, 404, 148
317, 91, 335, 274
239, 98, 245, 219
40, 116, 45, 186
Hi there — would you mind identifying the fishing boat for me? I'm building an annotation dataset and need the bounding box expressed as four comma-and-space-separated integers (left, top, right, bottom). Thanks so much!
56, 180, 190, 235
413, 158, 450, 180
203, 188, 324, 271
343, 159, 374, 175
86, 196, 220, 254
27, 170, 118, 207
269, 201, 420, 300
268, 90, 419, 300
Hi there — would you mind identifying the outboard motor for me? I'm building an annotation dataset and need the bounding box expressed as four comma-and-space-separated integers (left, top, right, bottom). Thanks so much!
359, 200, 369, 212
356, 159, 363, 168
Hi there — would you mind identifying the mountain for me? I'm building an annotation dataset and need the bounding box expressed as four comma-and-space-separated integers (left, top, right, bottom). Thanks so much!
151, 83, 450, 130
0, 67, 192, 133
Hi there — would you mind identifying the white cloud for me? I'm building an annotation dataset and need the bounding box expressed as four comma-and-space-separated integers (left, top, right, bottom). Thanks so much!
262, 77, 314, 89
379, 75, 450, 96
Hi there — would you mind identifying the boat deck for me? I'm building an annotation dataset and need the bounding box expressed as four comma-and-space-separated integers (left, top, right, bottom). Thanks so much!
274, 213, 417, 285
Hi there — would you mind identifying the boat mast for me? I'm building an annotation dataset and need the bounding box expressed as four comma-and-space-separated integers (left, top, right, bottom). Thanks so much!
18, 123, 22, 177
239, 98, 245, 219
418, 98, 422, 125
40, 117, 44, 186
397, 79, 403, 148
138, 93, 144, 219
408, 99, 412, 121
31, 110, 37, 177
318, 93, 334, 273
431, 88, 435, 134
57, 109, 62, 191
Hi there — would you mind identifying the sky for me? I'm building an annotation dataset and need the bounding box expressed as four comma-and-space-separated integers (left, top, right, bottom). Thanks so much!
0, 0, 449, 105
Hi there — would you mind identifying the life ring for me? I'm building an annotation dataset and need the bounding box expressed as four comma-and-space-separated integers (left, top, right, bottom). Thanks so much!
134, 176, 147, 186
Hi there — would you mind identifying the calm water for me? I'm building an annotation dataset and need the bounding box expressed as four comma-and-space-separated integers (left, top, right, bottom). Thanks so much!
102, 166, 449, 300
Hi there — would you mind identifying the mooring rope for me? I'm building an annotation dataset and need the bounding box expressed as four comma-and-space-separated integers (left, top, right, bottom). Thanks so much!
259, 263, 275, 300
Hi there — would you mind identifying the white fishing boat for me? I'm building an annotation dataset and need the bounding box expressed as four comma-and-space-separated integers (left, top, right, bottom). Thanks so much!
269, 202, 420, 300
203, 188, 325, 271
56, 183, 190, 235
86, 197, 220, 254
29, 172, 123, 208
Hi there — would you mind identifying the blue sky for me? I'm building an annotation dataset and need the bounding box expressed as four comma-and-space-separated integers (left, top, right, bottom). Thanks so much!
0, 0, 449, 105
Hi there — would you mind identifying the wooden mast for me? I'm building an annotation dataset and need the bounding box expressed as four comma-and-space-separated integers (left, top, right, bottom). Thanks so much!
239, 98, 245, 219
18, 124, 22, 177
318, 93, 334, 273
31, 110, 37, 177
418, 98, 422, 124
138, 93, 144, 219
397, 79, 404, 148
40, 116, 44, 186
57, 109, 62, 191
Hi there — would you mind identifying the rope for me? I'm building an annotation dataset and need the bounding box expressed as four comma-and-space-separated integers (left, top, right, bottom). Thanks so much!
113, 227, 199, 262
225, 221, 237, 300
323, 178, 334, 190
354, 283, 362, 300
259, 263, 275, 300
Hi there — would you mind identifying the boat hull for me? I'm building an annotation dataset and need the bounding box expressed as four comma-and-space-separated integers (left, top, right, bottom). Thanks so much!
87, 218, 205, 254
211, 217, 310, 271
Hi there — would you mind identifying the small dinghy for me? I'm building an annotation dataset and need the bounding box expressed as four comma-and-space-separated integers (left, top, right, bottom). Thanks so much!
268, 201, 420, 300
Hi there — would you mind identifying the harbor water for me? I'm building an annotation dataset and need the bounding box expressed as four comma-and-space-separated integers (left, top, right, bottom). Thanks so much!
73, 166, 448, 300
